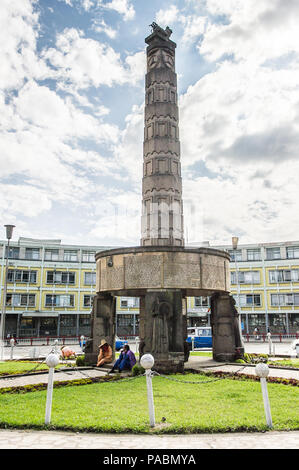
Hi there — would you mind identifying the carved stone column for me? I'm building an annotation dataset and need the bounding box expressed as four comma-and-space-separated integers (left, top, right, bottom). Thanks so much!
141, 24, 184, 247
210, 293, 245, 362
85, 293, 116, 364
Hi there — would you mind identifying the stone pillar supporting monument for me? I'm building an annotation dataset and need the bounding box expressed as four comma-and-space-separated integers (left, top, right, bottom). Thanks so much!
85, 23, 244, 371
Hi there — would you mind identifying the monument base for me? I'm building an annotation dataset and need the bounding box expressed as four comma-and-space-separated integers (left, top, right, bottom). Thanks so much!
213, 347, 245, 363
152, 352, 185, 374
85, 246, 243, 372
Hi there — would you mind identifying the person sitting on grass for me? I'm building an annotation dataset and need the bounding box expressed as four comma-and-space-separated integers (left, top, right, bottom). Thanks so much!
109, 344, 136, 373
96, 339, 113, 367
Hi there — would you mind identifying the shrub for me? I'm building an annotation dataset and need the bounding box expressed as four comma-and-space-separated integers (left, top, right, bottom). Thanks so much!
76, 355, 86, 367
242, 353, 268, 364
243, 353, 251, 363
132, 364, 145, 376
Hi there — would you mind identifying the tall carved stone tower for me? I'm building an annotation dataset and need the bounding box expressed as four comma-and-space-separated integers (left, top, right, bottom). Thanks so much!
141, 23, 184, 247
85, 24, 243, 372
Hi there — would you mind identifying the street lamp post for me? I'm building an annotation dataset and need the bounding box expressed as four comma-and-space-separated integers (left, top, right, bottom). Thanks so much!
232, 236, 243, 336
0, 225, 15, 361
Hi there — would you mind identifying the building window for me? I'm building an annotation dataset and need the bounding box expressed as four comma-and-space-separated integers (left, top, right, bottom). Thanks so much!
84, 272, 96, 285
79, 316, 91, 327
83, 295, 93, 307
82, 251, 96, 262
194, 296, 210, 307
266, 247, 281, 260
269, 269, 299, 283
45, 249, 59, 261
234, 294, 261, 307
286, 246, 299, 259
25, 247, 40, 260
271, 293, 299, 306
6, 293, 35, 307
5, 247, 20, 259
231, 271, 260, 284
7, 269, 37, 283
46, 271, 75, 284
60, 315, 76, 327
120, 297, 140, 308
63, 250, 78, 262
247, 249, 261, 261
228, 250, 242, 262
45, 294, 74, 307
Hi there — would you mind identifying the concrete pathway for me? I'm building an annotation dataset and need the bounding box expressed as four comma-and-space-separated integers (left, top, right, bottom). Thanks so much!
185, 356, 299, 381
0, 367, 108, 389
0, 428, 298, 449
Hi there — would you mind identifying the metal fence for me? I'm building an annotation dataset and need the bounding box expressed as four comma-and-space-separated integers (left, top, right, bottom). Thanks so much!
3, 336, 84, 347
243, 334, 299, 343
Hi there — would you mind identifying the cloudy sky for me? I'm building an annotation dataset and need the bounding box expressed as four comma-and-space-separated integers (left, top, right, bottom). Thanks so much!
1, 0, 299, 247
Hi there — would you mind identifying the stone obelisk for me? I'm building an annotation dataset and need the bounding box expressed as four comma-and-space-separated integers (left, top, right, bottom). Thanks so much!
141, 23, 184, 247
85, 24, 243, 371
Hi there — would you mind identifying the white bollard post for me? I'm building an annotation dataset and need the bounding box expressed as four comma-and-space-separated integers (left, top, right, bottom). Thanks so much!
9, 338, 15, 360
267, 332, 272, 355
45, 351, 60, 425
135, 337, 138, 354
53, 339, 59, 355
140, 354, 155, 428
255, 363, 273, 428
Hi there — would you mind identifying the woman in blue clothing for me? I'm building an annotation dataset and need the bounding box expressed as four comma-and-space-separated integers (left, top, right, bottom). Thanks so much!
109, 344, 136, 373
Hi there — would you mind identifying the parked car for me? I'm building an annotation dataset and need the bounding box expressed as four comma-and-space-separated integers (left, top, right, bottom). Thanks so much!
186, 327, 212, 348
115, 337, 128, 351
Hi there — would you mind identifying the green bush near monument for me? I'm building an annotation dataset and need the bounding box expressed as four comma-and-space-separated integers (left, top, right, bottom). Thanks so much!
0, 374, 298, 433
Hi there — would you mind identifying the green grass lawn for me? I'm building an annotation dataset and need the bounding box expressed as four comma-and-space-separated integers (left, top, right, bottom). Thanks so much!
268, 359, 299, 368
189, 352, 212, 357
0, 373, 298, 433
0, 361, 67, 376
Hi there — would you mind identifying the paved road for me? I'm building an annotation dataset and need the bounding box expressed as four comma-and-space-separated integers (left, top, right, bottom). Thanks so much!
0, 428, 298, 449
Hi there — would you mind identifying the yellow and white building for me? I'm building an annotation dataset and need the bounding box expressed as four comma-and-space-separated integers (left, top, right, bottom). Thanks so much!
1, 237, 299, 338
214, 241, 299, 335
0, 238, 102, 338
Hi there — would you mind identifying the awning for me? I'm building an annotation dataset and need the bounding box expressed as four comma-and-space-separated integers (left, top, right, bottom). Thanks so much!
187, 311, 208, 318
22, 311, 59, 318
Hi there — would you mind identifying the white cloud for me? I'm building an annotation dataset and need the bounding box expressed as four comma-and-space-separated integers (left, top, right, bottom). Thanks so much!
156, 5, 207, 45
0, 184, 52, 218
43, 28, 126, 89
93, 19, 117, 38
42, 28, 144, 91
81, 0, 95, 10
112, 104, 144, 183
156, 6, 179, 25
98, 0, 135, 21
0, 0, 50, 91
200, 0, 299, 64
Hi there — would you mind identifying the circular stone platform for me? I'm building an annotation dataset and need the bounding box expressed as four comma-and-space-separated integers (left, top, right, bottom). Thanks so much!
95, 246, 230, 296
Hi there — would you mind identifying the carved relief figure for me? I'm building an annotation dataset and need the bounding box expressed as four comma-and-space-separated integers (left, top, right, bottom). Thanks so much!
161, 50, 174, 69
147, 49, 175, 71
230, 295, 245, 350
151, 297, 173, 353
